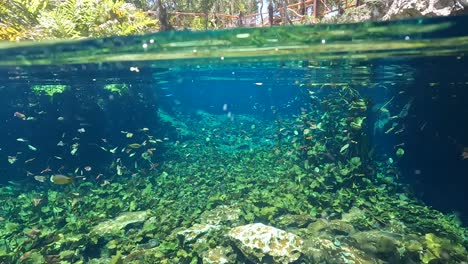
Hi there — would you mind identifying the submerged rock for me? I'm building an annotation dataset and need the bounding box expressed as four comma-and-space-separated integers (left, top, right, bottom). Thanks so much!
307, 219, 356, 237
199, 205, 242, 226
228, 223, 303, 263
202, 246, 236, 264
350, 230, 401, 259
91, 211, 149, 235
302, 237, 373, 264
177, 223, 220, 246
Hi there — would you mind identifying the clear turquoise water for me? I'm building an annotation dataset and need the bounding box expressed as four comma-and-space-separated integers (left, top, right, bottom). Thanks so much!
0, 15, 467, 263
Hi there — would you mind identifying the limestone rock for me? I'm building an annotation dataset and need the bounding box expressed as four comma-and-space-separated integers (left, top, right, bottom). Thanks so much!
202, 246, 235, 264
383, 0, 465, 20
307, 219, 356, 237
177, 224, 220, 245
350, 230, 401, 257
302, 237, 373, 264
228, 223, 303, 263
91, 211, 148, 235
199, 205, 242, 226
336, 0, 466, 23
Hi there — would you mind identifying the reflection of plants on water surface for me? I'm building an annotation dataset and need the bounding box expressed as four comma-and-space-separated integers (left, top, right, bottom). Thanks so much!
0, 82, 467, 263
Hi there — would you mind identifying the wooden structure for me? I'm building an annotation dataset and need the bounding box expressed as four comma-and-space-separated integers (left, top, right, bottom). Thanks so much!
148, 0, 360, 29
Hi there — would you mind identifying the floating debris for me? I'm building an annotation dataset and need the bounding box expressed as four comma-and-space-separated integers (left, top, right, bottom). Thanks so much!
16, 138, 28, 142
77, 128, 86, 133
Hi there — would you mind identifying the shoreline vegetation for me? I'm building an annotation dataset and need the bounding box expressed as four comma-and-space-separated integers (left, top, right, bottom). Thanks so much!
1, 0, 467, 41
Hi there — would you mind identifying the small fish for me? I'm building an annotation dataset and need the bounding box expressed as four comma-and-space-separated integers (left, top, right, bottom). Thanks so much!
127, 143, 142, 149
126, 132, 133, 138
384, 126, 395, 134
13, 112, 26, 120
139, 128, 149, 132
57, 116, 65, 121
40, 166, 52, 174
28, 145, 37, 151
54, 156, 63, 160
57, 141, 65, 146
462, 147, 468, 160
340, 143, 349, 153
71, 143, 79, 155
34, 175, 47, 183
16, 138, 28, 142
77, 128, 86, 133
24, 158, 35, 163
129, 153, 136, 157
84, 166, 92, 171
50, 174, 74, 185
110, 147, 118, 153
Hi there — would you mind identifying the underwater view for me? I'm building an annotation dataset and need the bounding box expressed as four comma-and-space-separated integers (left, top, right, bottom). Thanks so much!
0, 15, 468, 263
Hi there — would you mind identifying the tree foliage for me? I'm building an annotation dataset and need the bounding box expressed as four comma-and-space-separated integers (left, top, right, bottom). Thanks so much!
0, 0, 158, 41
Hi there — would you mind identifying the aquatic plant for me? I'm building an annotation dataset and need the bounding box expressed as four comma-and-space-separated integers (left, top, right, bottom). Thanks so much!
32, 84, 68, 96
103, 83, 128, 95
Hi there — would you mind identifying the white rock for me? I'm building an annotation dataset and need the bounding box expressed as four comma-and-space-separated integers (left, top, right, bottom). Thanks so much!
228, 223, 303, 263
91, 211, 148, 235
177, 224, 220, 245
383, 0, 465, 20
202, 246, 232, 264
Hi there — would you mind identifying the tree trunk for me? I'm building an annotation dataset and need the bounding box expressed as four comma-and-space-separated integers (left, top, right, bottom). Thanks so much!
300, 0, 305, 16
314, 0, 326, 19
268, 1, 274, 26
156, 0, 173, 31
260, 0, 264, 25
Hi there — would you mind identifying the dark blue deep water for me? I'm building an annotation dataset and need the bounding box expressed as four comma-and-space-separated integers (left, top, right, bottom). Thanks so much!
0, 16, 467, 263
